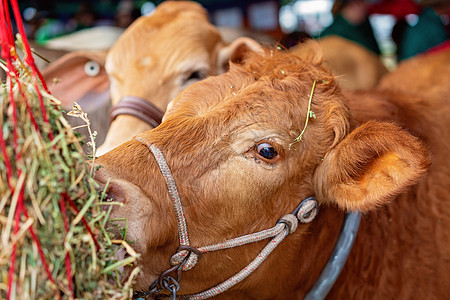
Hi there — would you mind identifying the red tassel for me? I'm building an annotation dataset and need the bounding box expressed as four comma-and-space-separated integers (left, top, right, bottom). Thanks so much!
59, 195, 74, 298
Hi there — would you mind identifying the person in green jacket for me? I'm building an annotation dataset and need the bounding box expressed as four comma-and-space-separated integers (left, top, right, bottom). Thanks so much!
319, 0, 381, 54
397, 1, 449, 61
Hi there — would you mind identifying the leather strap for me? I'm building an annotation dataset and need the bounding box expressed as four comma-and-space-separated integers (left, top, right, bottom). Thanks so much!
110, 95, 164, 128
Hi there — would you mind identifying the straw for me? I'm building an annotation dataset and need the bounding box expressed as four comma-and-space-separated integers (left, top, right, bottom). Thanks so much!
0, 1, 140, 297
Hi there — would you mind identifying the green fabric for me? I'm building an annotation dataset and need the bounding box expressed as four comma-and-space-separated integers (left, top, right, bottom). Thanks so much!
398, 7, 449, 61
318, 14, 381, 54
34, 19, 66, 45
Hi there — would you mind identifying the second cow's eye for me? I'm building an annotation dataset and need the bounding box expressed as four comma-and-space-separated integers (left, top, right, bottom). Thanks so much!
185, 70, 206, 82
84, 60, 101, 77
256, 143, 278, 160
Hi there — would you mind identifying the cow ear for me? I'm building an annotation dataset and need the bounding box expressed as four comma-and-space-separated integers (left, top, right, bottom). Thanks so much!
42, 51, 109, 108
43, 51, 111, 151
217, 37, 264, 72
313, 121, 430, 212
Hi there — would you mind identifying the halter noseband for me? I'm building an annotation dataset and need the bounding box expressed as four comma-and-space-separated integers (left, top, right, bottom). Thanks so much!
110, 96, 164, 128
133, 137, 360, 300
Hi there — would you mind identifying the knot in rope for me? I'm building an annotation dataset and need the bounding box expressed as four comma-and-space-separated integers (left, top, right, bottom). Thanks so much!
297, 197, 319, 223
278, 214, 299, 235
170, 250, 199, 271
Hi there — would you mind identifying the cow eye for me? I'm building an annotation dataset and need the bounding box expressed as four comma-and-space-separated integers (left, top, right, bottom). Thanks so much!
256, 143, 278, 160
186, 70, 206, 82
84, 60, 100, 77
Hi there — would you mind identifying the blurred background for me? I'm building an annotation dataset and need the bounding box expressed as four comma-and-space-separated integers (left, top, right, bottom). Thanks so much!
2, 0, 449, 151
8, 0, 450, 64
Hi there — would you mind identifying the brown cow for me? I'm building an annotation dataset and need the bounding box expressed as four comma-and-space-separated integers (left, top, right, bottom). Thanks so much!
291, 36, 388, 91
378, 48, 450, 103
97, 1, 262, 155
94, 47, 449, 299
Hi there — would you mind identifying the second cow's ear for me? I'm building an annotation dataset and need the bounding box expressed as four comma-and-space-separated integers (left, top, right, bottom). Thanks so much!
216, 37, 264, 72
313, 121, 430, 212
42, 51, 111, 150
42, 51, 110, 108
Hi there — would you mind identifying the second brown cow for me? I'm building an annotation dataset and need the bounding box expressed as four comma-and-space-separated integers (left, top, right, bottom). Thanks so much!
98, 1, 262, 155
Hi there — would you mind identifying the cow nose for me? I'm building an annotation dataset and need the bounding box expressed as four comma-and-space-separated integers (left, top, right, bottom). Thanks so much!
99, 181, 126, 204
93, 174, 127, 205
90, 163, 123, 204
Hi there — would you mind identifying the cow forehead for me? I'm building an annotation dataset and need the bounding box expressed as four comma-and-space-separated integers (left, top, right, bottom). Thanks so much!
109, 31, 221, 80
106, 11, 222, 77
154, 76, 308, 156
110, 11, 220, 54
172, 68, 310, 122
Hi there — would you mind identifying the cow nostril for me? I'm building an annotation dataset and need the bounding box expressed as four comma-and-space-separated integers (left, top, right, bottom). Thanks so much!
97, 182, 125, 204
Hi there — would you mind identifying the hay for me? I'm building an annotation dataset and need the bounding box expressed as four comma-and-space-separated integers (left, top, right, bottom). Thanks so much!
0, 29, 138, 300
290, 80, 317, 148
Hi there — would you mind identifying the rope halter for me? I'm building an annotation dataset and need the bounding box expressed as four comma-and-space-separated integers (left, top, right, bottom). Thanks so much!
133, 137, 319, 299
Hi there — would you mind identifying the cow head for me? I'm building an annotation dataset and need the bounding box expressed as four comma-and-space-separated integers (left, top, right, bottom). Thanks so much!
95, 48, 429, 297
98, 1, 263, 155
